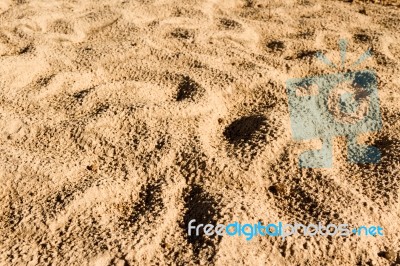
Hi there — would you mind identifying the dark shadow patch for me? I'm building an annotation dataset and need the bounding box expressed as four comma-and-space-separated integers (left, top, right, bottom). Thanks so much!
72, 88, 93, 104
176, 76, 204, 101
299, 0, 314, 5
219, 18, 241, 30
372, 49, 395, 66
189, 59, 204, 69
130, 182, 164, 224
93, 103, 109, 116
170, 28, 194, 40
359, 7, 367, 15
296, 50, 317, 59
297, 29, 315, 39
223, 115, 269, 169
268, 183, 287, 196
155, 136, 167, 150
266, 40, 285, 52
354, 33, 371, 43
182, 185, 221, 262
357, 135, 400, 205
378, 249, 399, 265
19, 44, 33, 54
283, 50, 319, 62
243, 0, 254, 7
223, 115, 268, 146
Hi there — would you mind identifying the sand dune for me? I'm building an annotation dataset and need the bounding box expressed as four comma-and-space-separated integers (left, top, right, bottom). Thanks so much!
0, 0, 399, 265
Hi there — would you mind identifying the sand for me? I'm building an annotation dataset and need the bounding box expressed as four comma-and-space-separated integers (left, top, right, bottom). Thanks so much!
0, 0, 399, 265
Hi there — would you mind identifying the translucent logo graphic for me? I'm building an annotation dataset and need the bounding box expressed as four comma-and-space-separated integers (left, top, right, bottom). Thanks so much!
286, 40, 382, 168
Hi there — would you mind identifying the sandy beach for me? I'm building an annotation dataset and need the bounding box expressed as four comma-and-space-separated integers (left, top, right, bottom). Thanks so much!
0, 0, 399, 265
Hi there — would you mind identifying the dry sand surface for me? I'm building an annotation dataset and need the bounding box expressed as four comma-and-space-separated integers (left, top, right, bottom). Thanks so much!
0, 0, 400, 265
